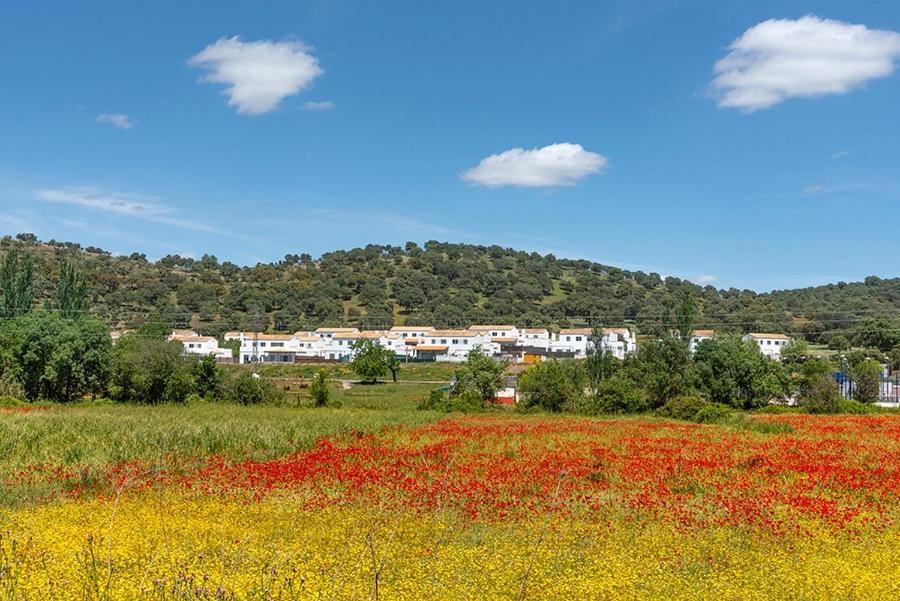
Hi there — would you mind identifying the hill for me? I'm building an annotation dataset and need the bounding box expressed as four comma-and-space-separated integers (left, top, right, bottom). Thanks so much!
3, 233, 899, 342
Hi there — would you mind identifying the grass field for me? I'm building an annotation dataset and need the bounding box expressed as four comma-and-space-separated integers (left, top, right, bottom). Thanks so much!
1, 400, 898, 599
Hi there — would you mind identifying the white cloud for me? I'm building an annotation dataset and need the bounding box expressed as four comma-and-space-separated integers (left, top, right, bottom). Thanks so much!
712, 15, 900, 111
462, 143, 608, 188
34, 186, 241, 237
303, 100, 335, 111
832, 149, 851, 159
804, 184, 827, 195
95, 113, 135, 130
189, 36, 324, 115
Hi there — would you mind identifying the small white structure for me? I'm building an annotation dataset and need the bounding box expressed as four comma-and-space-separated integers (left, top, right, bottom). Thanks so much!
744, 333, 791, 360
314, 327, 360, 340
225, 331, 323, 364
688, 329, 715, 353
416, 330, 496, 361
519, 328, 551, 350
550, 327, 636, 360
168, 331, 232, 361
469, 325, 521, 339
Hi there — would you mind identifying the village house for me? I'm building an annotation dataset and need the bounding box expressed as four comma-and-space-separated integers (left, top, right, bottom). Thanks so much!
688, 329, 715, 353
416, 329, 496, 362
743, 333, 791, 360
168, 331, 232, 361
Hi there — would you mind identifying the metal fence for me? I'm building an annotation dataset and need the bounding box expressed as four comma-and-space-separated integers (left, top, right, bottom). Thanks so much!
834, 371, 900, 404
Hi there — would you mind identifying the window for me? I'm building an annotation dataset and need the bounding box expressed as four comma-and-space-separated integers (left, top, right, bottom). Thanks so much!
767, 340, 772, 345
271, 342, 284, 347
441, 339, 447, 344
566, 336, 571, 342
575, 336, 582, 342
452, 339, 459, 344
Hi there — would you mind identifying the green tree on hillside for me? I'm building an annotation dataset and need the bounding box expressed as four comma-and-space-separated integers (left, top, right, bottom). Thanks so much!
54, 262, 89, 319
0, 250, 34, 317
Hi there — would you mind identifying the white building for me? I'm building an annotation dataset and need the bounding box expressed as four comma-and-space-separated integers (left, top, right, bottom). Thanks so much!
469, 325, 521, 339
225, 331, 323, 364
416, 329, 496, 362
314, 327, 360, 340
743, 333, 791, 360
688, 330, 715, 353
518, 328, 551, 351
169, 331, 232, 361
550, 327, 637, 360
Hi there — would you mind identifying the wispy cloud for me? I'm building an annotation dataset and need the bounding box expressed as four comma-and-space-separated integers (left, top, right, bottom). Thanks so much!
306, 208, 458, 237
462, 143, 608, 188
832, 150, 851, 159
0, 211, 32, 232
34, 186, 243, 238
711, 16, 900, 111
803, 184, 827, 195
95, 113, 135, 130
189, 37, 324, 115
303, 100, 335, 111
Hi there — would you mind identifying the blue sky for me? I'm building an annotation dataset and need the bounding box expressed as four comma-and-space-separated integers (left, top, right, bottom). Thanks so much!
2, 1, 899, 291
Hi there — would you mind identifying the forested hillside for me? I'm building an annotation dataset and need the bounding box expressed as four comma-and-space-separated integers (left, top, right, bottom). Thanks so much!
4, 233, 900, 342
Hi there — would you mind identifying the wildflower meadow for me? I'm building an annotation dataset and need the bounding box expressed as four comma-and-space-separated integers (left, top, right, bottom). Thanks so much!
0, 404, 898, 600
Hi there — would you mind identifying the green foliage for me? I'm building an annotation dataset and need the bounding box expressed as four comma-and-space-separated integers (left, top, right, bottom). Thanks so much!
109, 335, 194, 404
656, 395, 730, 423
229, 372, 265, 405
801, 374, 843, 414
779, 339, 809, 366
8, 312, 110, 402
585, 329, 620, 393
0, 249, 34, 318
582, 374, 649, 415
193, 355, 222, 399
417, 387, 483, 413
451, 347, 506, 406
517, 360, 585, 412
828, 335, 851, 352
350, 338, 391, 383
854, 317, 900, 352
53, 262, 89, 319
851, 358, 883, 403
310, 368, 330, 407
626, 336, 693, 407
693, 335, 789, 409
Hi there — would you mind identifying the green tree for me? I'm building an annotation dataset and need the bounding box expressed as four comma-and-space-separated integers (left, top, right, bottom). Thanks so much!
451, 347, 506, 406
854, 318, 900, 353
851, 358, 883, 403
350, 339, 390, 383
628, 336, 693, 407
517, 360, 585, 412
309, 368, 330, 407
54, 262, 89, 319
585, 327, 619, 393
193, 355, 221, 398
828, 335, 851, 352
693, 335, 788, 409
10, 312, 110, 402
780, 339, 810, 367
109, 335, 193, 403
0, 250, 34, 318
386, 353, 401, 383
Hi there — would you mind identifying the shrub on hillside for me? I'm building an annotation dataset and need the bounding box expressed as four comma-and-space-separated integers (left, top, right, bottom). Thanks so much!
309, 369, 330, 407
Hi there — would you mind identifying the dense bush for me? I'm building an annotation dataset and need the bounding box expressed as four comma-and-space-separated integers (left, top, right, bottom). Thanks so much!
517, 360, 585, 412
309, 368, 330, 407
582, 374, 648, 414
801, 374, 843, 414
693, 336, 789, 409
656, 396, 730, 423
109, 335, 195, 404
418, 387, 483, 413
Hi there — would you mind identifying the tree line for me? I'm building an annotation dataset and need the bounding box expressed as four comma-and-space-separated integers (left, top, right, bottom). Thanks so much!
7, 233, 900, 344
